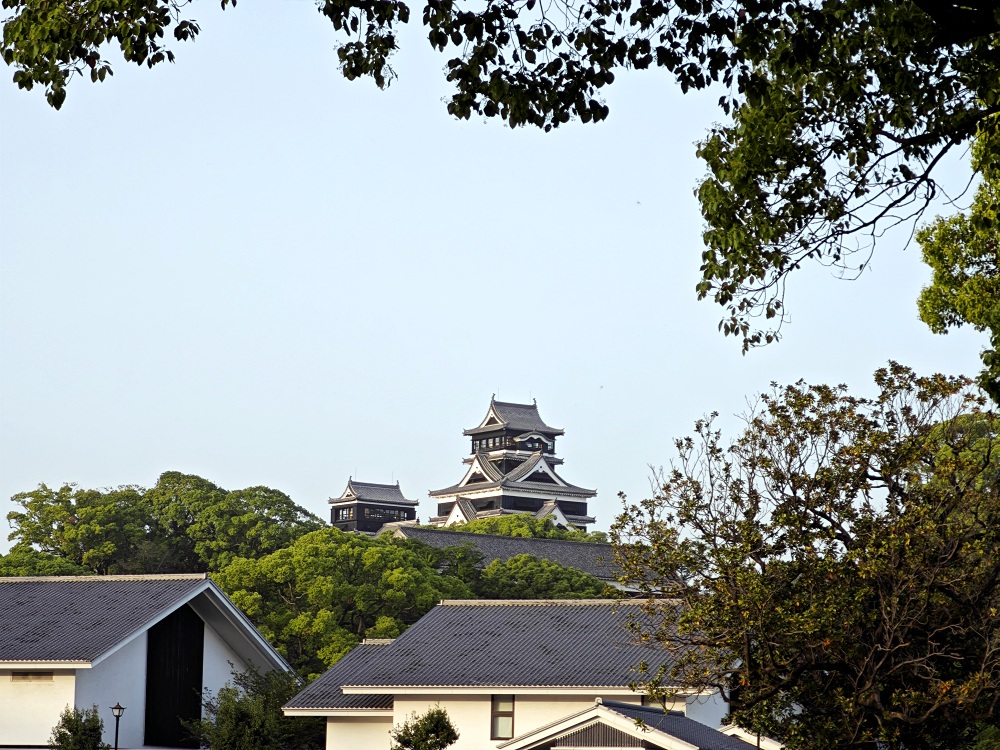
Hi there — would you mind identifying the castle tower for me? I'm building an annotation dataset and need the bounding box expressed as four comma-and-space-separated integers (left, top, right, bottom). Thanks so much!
329, 479, 418, 534
428, 398, 596, 530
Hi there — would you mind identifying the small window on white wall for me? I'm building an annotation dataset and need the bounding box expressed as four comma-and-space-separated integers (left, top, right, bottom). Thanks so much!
11, 672, 54, 682
491, 695, 514, 739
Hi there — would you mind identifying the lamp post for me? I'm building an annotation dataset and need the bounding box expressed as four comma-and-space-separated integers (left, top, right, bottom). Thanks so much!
110, 703, 125, 750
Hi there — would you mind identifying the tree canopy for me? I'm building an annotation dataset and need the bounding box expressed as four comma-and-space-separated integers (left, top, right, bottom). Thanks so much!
612, 363, 1000, 749
6, 472, 325, 574
4, 0, 997, 351
474, 553, 609, 598
214, 528, 472, 677
444, 515, 607, 541
0, 547, 92, 576
7, 483, 156, 574
918, 128, 1000, 402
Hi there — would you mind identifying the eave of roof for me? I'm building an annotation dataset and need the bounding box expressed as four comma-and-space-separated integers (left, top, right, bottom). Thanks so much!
331, 479, 417, 505
429, 481, 596, 498
329, 498, 419, 508
463, 399, 565, 437
283, 642, 394, 711
340, 685, 677, 695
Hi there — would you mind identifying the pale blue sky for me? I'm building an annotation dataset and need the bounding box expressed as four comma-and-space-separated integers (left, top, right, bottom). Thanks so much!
0, 0, 985, 550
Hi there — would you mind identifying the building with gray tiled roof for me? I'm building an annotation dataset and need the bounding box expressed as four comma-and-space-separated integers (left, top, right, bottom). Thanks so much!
281, 641, 394, 711
0, 574, 290, 750
430, 398, 597, 530
284, 600, 780, 750
329, 478, 418, 534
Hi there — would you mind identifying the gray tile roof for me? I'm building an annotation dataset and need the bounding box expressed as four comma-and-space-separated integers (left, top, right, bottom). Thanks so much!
464, 400, 564, 437
393, 528, 619, 582
474, 454, 506, 481
0, 574, 209, 662
429, 469, 596, 499
435, 453, 594, 498
284, 643, 394, 710
602, 701, 757, 750
331, 479, 418, 506
455, 498, 478, 522
338, 600, 678, 688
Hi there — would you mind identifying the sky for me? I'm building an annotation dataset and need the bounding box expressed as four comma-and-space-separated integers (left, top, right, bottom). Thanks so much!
0, 0, 987, 552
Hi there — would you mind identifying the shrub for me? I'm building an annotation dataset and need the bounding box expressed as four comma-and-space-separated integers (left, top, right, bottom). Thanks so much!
48, 706, 110, 750
390, 706, 459, 750
186, 667, 323, 750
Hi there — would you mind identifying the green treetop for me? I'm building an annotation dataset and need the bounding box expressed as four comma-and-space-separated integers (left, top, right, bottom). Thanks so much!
612, 363, 1000, 749
445, 515, 607, 542
6, 472, 325, 574
214, 528, 472, 677
918, 128, 1000, 402
474, 553, 608, 599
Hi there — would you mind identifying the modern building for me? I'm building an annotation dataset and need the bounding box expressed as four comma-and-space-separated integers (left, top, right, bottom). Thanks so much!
284, 599, 779, 750
0, 574, 290, 750
429, 398, 597, 529
328, 479, 419, 534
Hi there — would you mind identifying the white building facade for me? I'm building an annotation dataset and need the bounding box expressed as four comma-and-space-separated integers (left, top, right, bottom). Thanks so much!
284, 600, 758, 750
0, 574, 290, 750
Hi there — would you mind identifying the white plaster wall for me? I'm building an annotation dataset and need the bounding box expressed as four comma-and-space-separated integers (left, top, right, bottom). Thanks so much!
75, 632, 148, 749
395, 695, 489, 750
393, 693, 645, 750
325, 715, 392, 750
515, 694, 638, 736
684, 691, 727, 728
202, 621, 249, 715
0, 669, 76, 747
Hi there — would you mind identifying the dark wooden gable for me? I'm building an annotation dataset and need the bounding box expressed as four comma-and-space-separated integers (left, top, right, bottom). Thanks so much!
144, 603, 204, 748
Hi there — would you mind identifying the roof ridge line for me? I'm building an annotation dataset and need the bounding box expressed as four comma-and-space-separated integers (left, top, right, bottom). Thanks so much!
437, 597, 680, 606
0, 573, 209, 582
439, 598, 620, 606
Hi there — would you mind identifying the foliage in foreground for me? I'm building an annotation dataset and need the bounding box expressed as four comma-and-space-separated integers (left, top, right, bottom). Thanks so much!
612, 363, 1000, 749
185, 667, 323, 750
4, 0, 996, 360
918, 128, 1000, 403
48, 706, 109, 750
390, 706, 459, 750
